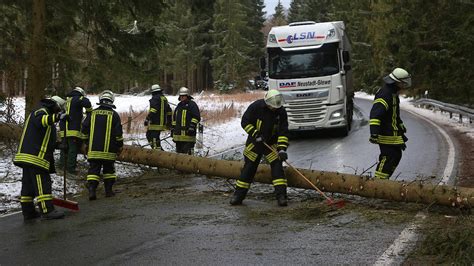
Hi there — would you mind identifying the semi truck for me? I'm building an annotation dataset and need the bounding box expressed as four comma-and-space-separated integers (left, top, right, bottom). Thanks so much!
262, 21, 354, 136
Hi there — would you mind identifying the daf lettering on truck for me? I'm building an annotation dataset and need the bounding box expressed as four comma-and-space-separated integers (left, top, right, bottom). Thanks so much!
263, 21, 354, 136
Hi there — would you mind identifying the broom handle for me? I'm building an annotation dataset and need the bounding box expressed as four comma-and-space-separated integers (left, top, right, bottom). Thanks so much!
263, 142, 334, 203
63, 127, 67, 200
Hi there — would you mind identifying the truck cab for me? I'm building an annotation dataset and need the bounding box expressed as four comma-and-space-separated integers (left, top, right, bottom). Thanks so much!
264, 21, 354, 136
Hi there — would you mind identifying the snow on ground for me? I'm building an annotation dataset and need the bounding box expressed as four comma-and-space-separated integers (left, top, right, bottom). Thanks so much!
1, 92, 472, 213
0, 93, 250, 213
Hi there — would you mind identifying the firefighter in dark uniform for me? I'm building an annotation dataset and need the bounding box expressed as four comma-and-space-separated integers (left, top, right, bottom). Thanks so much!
81, 90, 124, 200
144, 84, 172, 150
14, 96, 67, 220
172, 87, 200, 154
59, 86, 92, 174
230, 89, 290, 207
369, 68, 412, 179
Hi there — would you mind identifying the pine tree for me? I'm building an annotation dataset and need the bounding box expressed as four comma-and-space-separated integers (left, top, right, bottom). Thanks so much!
288, 0, 306, 23
211, 0, 254, 91
271, 0, 287, 26
242, 0, 266, 72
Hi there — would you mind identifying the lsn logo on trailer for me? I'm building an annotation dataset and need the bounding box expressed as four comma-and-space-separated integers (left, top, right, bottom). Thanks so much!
281, 32, 325, 44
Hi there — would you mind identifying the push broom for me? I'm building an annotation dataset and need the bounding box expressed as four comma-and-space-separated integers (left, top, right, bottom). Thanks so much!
52, 125, 79, 211
263, 142, 345, 208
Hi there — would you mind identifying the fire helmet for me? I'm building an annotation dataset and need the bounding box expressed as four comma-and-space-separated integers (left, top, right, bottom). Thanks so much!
73, 86, 86, 96
99, 90, 115, 104
178, 87, 190, 96
383, 68, 412, 88
264, 89, 284, 109
150, 84, 162, 93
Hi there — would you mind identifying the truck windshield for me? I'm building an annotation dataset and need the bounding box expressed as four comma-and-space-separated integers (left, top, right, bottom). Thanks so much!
268, 43, 339, 79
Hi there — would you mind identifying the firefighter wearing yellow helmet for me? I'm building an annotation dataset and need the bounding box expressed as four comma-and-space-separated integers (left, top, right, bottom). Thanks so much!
230, 89, 290, 207
369, 68, 411, 179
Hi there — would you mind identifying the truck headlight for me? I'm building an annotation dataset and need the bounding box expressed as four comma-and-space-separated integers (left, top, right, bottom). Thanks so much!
330, 110, 343, 119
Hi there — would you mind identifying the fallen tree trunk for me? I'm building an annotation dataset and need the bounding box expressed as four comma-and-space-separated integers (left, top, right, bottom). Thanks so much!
1, 123, 473, 208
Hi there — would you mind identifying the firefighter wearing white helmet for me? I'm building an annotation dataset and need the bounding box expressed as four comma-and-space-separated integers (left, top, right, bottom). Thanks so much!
81, 90, 123, 200
150, 84, 162, 93
73, 86, 86, 96
230, 89, 290, 207
171, 87, 201, 154
145, 84, 172, 150
59, 86, 92, 174
369, 67, 411, 180
13, 95, 67, 220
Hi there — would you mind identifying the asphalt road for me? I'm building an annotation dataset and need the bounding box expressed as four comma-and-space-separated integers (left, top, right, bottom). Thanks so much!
0, 98, 454, 265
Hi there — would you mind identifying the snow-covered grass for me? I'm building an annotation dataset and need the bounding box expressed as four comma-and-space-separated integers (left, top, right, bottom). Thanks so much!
0, 91, 261, 213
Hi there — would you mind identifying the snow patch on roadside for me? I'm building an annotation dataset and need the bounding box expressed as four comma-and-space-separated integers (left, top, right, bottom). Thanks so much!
1, 93, 250, 213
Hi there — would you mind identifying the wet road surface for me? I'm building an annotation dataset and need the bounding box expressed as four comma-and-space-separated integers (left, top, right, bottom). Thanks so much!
0, 98, 453, 265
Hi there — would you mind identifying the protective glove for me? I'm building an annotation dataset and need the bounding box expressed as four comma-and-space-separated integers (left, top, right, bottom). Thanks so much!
369, 134, 379, 144
80, 143, 88, 154
254, 132, 264, 143
401, 143, 407, 151
56, 112, 69, 122
116, 147, 123, 155
402, 134, 408, 143
400, 124, 407, 133
144, 119, 149, 126
278, 150, 288, 161
188, 127, 196, 135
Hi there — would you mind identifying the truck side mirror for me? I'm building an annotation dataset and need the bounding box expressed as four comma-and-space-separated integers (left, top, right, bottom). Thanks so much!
342, 51, 350, 63
259, 57, 266, 70
260, 71, 267, 79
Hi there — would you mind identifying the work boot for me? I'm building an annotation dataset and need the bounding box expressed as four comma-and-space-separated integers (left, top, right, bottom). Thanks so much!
274, 185, 288, 207
21, 203, 41, 221
276, 194, 288, 207
104, 179, 115, 197
230, 188, 248, 206
88, 180, 99, 200
41, 209, 65, 220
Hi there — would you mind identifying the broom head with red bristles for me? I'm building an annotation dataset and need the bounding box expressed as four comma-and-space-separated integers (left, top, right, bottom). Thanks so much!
52, 197, 79, 211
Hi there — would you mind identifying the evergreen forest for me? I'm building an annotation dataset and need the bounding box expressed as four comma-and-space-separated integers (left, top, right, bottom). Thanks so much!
0, 0, 473, 113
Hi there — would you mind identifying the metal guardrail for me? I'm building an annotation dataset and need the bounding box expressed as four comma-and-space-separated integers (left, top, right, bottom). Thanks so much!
414, 98, 474, 124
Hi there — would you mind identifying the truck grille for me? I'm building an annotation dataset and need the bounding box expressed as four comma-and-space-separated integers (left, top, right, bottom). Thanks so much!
285, 98, 327, 124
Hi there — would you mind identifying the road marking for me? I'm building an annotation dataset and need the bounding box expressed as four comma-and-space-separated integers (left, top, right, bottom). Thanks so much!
0, 210, 21, 218
374, 109, 456, 265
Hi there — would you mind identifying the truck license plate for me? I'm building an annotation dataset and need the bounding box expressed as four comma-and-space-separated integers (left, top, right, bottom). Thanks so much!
299, 126, 315, 130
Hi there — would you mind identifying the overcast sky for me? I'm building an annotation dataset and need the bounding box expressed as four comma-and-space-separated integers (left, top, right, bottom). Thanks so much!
264, 0, 291, 16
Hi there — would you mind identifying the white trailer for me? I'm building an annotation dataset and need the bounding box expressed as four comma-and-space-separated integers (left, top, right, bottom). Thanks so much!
264, 21, 354, 136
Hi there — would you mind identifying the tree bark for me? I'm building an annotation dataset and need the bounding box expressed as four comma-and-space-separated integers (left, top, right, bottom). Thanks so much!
26, 0, 47, 116
1, 123, 472, 209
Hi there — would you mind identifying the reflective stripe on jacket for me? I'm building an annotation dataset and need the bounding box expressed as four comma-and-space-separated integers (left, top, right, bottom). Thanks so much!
369, 83, 406, 145
172, 99, 200, 142
81, 105, 123, 161
65, 90, 92, 139
147, 92, 172, 131
242, 99, 289, 157
14, 106, 57, 172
